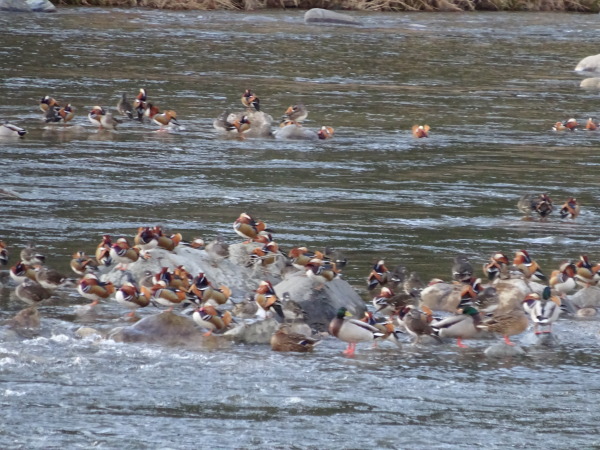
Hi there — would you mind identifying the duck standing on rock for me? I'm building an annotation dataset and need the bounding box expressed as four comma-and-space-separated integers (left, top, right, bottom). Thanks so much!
483, 252, 510, 281
328, 307, 385, 356
233, 213, 269, 242
513, 249, 546, 282
252, 280, 284, 320
430, 297, 483, 348
192, 305, 234, 336
477, 307, 529, 346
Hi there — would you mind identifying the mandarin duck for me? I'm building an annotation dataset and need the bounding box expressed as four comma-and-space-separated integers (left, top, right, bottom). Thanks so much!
77, 273, 115, 305
153, 110, 179, 130
134, 226, 159, 251
328, 307, 385, 356
188, 272, 232, 307
559, 197, 580, 220
549, 262, 577, 294
281, 104, 308, 125
513, 250, 546, 282
109, 238, 142, 268
141, 281, 189, 310
396, 304, 441, 344
115, 282, 150, 316
143, 102, 160, 122
241, 89, 260, 111
133, 88, 147, 121
529, 286, 561, 334
192, 304, 234, 336
250, 241, 280, 267
521, 292, 540, 317
95, 234, 113, 267
411, 124, 430, 138
252, 280, 284, 320
431, 305, 483, 348
367, 259, 390, 291
15, 279, 52, 305
517, 193, 553, 219
87, 106, 104, 128
483, 252, 510, 281
233, 213, 269, 241
552, 118, 578, 131
477, 307, 529, 346
372, 287, 413, 315
9, 261, 36, 284
117, 93, 134, 119
585, 117, 598, 130
305, 258, 339, 288
361, 311, 401, 347
39, 95, 60, 123
0, 123, 27, 137
0, 240, 8, 265
575, 255, 599, 288
288, 247, 325, 271
270, 324, 321, 353
56, 104, 75, 125
153, 226, 182, 251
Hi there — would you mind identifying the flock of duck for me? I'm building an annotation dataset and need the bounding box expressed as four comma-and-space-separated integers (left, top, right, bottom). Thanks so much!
1, 200, 598, 355
0, 88, 340, 140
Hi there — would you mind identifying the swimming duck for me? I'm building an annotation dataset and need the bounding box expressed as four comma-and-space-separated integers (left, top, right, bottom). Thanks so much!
233, 212, 269, 242
559, 197, 580, 220
430, 305, 483, 348
0, 240, 8, 265
77, 273, 115, 305
143, 103, 160, 122
411, 124, 430, 138
117, 93, 134, 119
483, 252, 510, 281
153, 110, 179, 130
20, 244, 45, 266
115, 282, 150, 316
328, 307, 385, 356
192, 304, 234, 336
39, 96, 60, 122
513, 250, 546, 282
241, 89, 260, 111
396, 304, 441, 344
70, 251, 99, 276
0, 123, 27, 137
133, 88, 147, 121
88, 106, 105, 128
452, 255, 473, 282
15, 279, 52, 305
270, 324, 321, 352
529, 286, 561, 334
56, 104, 75, 125
585, 118, 598, 130
252, 280, 284, 320
549, 262, 578, 294
275, 123, 334, 140
552, 118, 578, 131
477, 307, 529, 345
9, 261, 37, 284
281, 104, 308, 125
517, 193, 553, 219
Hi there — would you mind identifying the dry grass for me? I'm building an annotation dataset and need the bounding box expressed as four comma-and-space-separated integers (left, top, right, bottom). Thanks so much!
52, 0, 600, 12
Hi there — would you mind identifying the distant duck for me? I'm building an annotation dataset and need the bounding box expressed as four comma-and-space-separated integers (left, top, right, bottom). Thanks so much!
552, 118, 578, 131
513, 249, 546, 282
411, 124, 430, 138
101, 110, 121, 130
241, 89, 260, 111
0, 123, 27, 137
133, 88, 147, 121
270, 324, 321, 352
559, 197, 580, 220
275, 123, 334, 140
281, 104, 308, 125
205, 234, 229, 266
549, 262, 577, 294
0, 240, 8, 265
517, 193, 553, 219
115, 282, 150, 316
328, 307, 384, 356
192, 304, 234, 335
117, 93, 134, 119
15, 279, 52, 305
585, 117, 598, 130
483, 252, 510, 281
134, 226, 159, 251
95, 234, 113, 267
153, 110, 179, 130
529, 286, 561, 334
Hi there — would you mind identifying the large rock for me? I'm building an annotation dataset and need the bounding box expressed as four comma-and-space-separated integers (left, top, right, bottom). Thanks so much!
273, 271, 366, 332
569, 286, 600, 309
108, 311, 231, 348
575, 54, 600, 73
304, 8, 361, 26
0, 0, 56, 11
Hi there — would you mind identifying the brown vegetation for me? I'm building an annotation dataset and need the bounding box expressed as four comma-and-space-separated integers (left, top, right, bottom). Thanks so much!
52, 0, 600, 12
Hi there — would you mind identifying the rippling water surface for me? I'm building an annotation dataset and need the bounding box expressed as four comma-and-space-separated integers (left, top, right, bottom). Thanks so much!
2, 8, 600, 448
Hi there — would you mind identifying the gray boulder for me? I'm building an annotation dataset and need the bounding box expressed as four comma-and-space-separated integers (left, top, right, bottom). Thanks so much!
26, 0, 56, 11
484, 342, 526, 358
575, 54, 600, 73
0, 0, 31, 11
569, 286, 600, 309
304, 8, 361, 26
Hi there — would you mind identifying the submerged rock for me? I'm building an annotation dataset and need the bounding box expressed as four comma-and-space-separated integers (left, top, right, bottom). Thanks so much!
304, 8, 361, 26
484, 342, 526, 358
26, 0, 55, 11
224, 318, 279, 344
0, 0, 56, 12
575, 54, 600, 73
580, 77, 600, 89
6, 306, 40, 329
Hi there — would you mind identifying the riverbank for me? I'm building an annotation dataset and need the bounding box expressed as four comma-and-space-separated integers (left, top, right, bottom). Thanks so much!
51, 0, 600, 12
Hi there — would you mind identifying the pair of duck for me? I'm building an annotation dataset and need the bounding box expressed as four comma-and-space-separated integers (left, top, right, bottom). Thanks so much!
552, 117, 598, 131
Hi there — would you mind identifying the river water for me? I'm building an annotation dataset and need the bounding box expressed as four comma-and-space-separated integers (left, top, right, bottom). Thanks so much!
1, 8, 600, 449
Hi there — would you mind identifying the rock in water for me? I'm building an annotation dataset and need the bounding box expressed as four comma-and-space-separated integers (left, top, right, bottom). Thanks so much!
224, 318, 279, 344
304, 8, 361, 26
484, 342, 526, 358
575, 53, 600, 73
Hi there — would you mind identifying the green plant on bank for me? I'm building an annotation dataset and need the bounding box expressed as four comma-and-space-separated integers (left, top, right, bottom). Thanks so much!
51, 0, 600, 12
